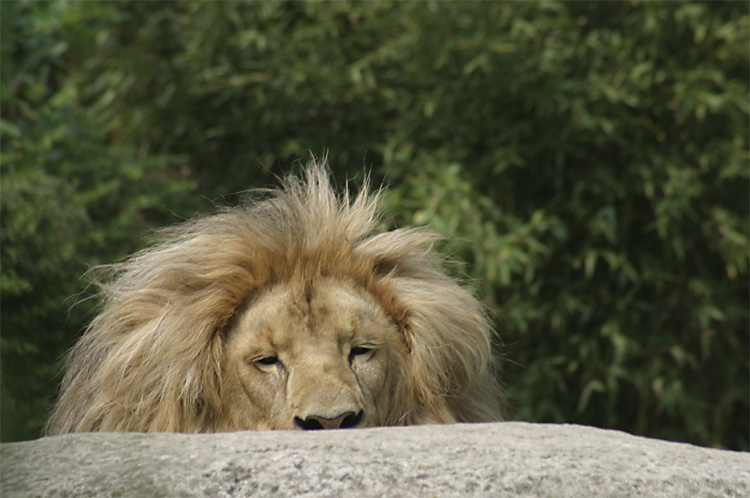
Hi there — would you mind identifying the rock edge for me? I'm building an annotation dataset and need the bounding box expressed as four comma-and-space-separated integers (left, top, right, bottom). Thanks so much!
2, 422, 748, 497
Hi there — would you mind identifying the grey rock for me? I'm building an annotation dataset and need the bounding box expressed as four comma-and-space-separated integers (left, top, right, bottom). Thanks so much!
1, 422, 748, 497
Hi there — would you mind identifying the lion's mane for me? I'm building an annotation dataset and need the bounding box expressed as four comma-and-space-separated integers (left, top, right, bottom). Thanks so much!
46, 162, 503, 434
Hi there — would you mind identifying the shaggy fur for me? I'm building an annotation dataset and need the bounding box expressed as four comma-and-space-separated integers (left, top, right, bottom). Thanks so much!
46, 161, 503, 434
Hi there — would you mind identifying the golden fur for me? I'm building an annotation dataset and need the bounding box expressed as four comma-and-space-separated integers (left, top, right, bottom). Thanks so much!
46, 162, 503, 434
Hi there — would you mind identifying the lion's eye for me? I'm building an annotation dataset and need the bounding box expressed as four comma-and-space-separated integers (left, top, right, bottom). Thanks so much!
255, 356, 282, 369
349, 346, 372, 364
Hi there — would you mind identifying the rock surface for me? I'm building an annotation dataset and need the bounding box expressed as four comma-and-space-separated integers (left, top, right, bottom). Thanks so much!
2, 422, 748, 497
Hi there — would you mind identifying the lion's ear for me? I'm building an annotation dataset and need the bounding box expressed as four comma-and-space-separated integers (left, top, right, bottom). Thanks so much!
357, 228, 443, 276
354, 227, 501, 424
373, 258, 399, 277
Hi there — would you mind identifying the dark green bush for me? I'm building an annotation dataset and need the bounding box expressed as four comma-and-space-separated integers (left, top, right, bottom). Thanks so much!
0, 1, 196, 441
2, 0, 747, 448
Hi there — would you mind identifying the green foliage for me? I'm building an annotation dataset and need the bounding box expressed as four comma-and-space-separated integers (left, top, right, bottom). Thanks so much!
1, 1, 196, 441
2, 0, 747, 449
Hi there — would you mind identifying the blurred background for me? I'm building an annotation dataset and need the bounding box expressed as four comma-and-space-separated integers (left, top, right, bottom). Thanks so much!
2, 1, 747, 449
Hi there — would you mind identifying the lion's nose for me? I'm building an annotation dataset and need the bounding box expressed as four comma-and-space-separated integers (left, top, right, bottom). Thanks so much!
293, 410, 364, 430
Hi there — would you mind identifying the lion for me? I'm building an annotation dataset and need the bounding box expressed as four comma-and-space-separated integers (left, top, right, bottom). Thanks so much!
46, 161, 503, 434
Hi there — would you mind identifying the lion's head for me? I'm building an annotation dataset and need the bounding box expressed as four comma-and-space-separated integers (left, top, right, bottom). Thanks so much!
46, 162, 503, 434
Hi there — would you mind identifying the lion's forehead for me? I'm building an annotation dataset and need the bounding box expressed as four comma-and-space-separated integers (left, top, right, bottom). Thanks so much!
227, 277, 393, 355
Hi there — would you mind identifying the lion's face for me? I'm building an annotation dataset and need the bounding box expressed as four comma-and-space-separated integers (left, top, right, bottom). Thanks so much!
221, 277, 407, 430
45, 163, 503, 435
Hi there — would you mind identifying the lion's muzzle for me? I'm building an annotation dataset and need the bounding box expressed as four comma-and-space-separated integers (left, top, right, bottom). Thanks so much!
293, 410, 364, 430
